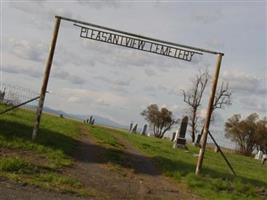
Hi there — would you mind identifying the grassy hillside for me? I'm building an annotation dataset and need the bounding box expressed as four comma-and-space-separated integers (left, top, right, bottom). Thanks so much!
87, 126, 267, 200
0, 104, 266, 199
0, 104, 88, 195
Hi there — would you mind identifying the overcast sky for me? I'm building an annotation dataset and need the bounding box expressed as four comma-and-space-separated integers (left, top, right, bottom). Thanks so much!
1, 0, 266, 147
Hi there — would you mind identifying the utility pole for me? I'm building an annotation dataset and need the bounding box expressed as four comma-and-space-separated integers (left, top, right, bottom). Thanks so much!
195, 53, 223, 175
32, 16, 61, 140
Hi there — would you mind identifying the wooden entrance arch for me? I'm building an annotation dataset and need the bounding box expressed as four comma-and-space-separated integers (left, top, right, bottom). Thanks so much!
32, 16, 225, 175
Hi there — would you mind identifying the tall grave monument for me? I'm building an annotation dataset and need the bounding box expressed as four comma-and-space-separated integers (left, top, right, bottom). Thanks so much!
173, 116, 188, 149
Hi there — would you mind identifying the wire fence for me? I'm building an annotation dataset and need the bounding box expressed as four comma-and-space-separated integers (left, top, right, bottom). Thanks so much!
0, 83, 39, 107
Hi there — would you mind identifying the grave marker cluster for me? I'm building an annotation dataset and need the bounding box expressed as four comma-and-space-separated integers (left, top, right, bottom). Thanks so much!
128, 123, 148, 136
85, 115, 95, 125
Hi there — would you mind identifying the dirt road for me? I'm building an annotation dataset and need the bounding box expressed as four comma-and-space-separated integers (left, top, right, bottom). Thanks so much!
0, 126, 199, 200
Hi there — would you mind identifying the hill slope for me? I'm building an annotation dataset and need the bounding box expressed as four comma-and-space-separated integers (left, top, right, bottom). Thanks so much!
0, 104, 266, 200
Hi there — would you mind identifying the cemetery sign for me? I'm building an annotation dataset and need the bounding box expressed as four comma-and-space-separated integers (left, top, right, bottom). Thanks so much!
74, 24, 202, 62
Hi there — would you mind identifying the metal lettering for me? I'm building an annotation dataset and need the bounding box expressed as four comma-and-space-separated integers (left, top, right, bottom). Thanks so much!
80, 27, 88, 38
188, 52, 195, 61
177, 50, 184, 59
96, 31, 101, 40
101, 32, 107, 41
131, 39, 137, 48
107, 34, 113, 43
137, 40, 146, 50
125, 37, 132, 47
113, 35, 120, 44
160, 46, 170, 56
91, 29, 96, 38
74, 24, 201, 62
183, 51, 189, 60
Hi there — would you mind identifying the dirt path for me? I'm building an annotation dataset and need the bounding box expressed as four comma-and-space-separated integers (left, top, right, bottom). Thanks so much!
0, 125, 199, 200
109, 130, 200, 200
65, 126, 199, 200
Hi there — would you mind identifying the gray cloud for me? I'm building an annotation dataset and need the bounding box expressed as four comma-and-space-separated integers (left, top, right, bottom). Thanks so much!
95, 98, 110, 107
2, 64, 85, 85
144, 68, 157, 77
3, 64, 41, 78
76, 0, 120, 9
93, 75, 131, 87
10, 1, 73, 29
10, 1, 46, 14
143, 84, 175, 97
222, 71, 267, 96
111, 86, 129, 95
52, 68, 86, 85
54, 45, 96, 67
192, 8, 223, 24
7, 38, 47, 63
6, 37, 95, 70
239, 97, 267, 114
10, 2, 73, 18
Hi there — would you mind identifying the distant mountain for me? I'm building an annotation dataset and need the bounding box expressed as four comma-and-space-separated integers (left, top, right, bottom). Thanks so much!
42, 106, 126, 129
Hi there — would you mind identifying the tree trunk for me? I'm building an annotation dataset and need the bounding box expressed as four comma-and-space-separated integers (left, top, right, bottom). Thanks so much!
191, 109, 197, 143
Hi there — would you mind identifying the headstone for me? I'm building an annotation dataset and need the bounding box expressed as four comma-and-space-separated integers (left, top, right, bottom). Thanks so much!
262, 154, 267, 165
141, 124, 148, 135
171, 132, 176, 142
194, 134, 202, 147
172, 129, 179, 148
255, 150, 263, 160
131, 124, 138, 133
91, 119, 95, 125
0, 89, 5, 102
195, 127, 204, 146
89, 116, 93, 124
173, 116, 188, 149
129, 123, 133, 132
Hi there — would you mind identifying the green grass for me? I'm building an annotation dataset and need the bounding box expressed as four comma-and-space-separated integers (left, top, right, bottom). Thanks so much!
89, 126, 267, 200
0, 104, 89, 195
0, 157, 89, 195
86, 126, 130, 167
0, 104, 81, 168
1, 103, 266, 199
88, 126, 124, 150
0, 157, 29, 172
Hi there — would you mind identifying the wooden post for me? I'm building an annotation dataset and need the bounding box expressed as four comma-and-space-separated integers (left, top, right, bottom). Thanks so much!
195, 53, 223, 175
32, 16, 61, 140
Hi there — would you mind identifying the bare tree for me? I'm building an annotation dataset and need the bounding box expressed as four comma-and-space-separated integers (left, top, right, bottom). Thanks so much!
197, 81, 232, 145
212, 82, 232, 112
182, 70, 209, 142
182, 71, 232, 143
